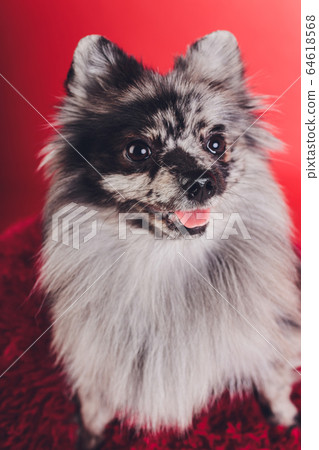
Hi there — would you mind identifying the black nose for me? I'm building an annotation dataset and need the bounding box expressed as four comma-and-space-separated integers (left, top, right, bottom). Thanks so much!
186, 172, 216, 202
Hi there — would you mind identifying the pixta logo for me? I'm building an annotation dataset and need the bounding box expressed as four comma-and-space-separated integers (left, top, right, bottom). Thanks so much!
52, 203, 98, 249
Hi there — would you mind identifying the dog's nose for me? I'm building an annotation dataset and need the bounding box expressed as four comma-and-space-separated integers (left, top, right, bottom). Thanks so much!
185, 172, 216, 202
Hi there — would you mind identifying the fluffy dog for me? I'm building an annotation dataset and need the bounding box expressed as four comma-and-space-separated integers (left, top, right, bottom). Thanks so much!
40, 31, 300, 448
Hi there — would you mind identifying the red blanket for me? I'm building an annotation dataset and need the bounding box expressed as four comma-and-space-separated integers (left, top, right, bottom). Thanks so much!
0, 217, 300, 449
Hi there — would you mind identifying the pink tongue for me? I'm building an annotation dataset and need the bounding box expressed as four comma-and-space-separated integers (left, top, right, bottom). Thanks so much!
174, 208, 211, 228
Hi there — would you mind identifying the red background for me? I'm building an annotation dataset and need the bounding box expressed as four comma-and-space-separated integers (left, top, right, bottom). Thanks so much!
0, 0, 300, 242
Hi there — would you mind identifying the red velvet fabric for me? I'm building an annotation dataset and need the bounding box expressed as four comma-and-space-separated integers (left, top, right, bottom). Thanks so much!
0, 217, 300, 449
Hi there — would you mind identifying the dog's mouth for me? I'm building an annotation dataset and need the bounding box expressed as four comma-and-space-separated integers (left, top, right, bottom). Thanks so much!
159, 208, 211, 236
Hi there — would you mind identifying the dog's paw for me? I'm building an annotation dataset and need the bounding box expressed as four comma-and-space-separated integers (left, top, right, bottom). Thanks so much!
73, 394, 105, 449
254, 387, 300, 428
267, 402, 299, 428
77, 425, 105, 450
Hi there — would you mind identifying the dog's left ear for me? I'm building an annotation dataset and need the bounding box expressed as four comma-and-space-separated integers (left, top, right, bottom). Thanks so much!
65, 35, 144, 98
175, 31, 244, 87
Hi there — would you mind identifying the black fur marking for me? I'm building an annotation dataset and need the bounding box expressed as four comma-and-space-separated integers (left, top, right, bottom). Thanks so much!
210, 124, 226, 134
163, 119, 175, 138
190, 38, 201, 52
244, 132, 267, 154
173, 55, 188, 72
193, 120, 207, 136
218, 161, 230, 180
136, 343, 147, 372
253, 386, 274, 422
238, 97, 255, 110
148, 160, 161, 180
56, 170, 117, 210
174, 107, 186, 136
64, 61, 75, 95
162, 148, 199, 175
123, 88, 189, 140
127, 87, 180, 120
294, 257, 301, 290
208, 80, 227, 91
278, 317, 301, 329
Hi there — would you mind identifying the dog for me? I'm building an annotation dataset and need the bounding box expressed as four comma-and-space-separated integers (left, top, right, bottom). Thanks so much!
39, 31, 300, 448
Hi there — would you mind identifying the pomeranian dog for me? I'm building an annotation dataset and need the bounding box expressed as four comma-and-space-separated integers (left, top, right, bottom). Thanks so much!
40, 31, 300, 448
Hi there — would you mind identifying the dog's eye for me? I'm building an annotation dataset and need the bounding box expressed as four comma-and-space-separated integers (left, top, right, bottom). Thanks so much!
126, 141, 151, 161
206, 135, 226, 155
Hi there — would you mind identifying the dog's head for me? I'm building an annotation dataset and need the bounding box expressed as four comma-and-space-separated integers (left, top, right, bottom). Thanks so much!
45, 32, 276, 238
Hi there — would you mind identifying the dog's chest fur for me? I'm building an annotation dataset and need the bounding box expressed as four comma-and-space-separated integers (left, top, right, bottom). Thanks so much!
43, 212, 298, 430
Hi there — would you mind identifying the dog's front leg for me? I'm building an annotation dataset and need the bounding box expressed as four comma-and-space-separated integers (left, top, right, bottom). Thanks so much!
75, 387, 115, 449
256, 363, 300, 427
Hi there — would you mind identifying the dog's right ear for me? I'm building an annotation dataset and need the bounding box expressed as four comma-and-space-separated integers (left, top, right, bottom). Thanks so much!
174, 31, 244, 89
65, 35, 144, 97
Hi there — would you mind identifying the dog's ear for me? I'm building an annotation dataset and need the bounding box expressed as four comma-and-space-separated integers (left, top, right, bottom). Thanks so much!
175, 31, 244, 87
65, 35, 144, 97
